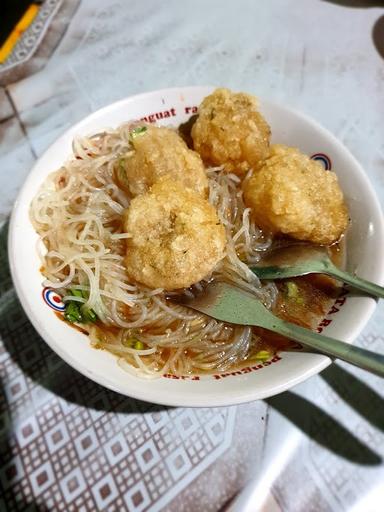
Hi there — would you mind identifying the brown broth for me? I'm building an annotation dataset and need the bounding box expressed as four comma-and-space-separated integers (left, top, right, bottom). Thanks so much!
59, 249, 344, 374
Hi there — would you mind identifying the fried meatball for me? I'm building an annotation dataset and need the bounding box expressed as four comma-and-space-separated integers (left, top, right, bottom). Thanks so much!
123, 180, 226, 290
243, 145, 349, 245
115, 125, 208, 197
191, 88, 271, 175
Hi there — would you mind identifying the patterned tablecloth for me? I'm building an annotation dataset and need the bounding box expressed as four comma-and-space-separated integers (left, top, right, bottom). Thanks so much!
1, 1, 384, 511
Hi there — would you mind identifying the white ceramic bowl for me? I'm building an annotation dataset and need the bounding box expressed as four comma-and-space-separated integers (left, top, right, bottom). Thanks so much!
9, 86, 384, 406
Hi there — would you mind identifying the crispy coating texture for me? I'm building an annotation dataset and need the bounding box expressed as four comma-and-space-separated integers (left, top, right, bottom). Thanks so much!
243, 145, 349, 244
123, 180, 226, 290
191, 88, 271, 175
116, 125, 208, 196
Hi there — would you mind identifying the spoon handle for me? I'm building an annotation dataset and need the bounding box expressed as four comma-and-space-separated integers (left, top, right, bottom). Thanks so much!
274, 319, 384, 378
327, 265, 384, 299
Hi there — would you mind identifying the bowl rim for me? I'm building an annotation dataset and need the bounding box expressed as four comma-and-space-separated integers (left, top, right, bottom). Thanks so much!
8, 86, 384, 406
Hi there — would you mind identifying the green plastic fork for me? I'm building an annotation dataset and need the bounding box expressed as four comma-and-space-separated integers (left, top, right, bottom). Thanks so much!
178, 281, 384, 378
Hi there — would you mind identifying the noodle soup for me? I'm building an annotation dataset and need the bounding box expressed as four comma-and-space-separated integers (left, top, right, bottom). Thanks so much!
30, 89, 348, 378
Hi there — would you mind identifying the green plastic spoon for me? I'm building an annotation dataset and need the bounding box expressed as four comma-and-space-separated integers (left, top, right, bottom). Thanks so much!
251, 244, 384, 298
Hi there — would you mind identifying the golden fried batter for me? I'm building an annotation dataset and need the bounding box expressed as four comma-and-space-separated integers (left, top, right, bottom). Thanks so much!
115, 125, 208, 196
123, 180, 226, 290
191, 88, 271, 175
243, 145, 349, 244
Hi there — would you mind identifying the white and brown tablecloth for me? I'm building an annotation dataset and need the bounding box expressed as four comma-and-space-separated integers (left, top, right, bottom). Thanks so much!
1, 1, 384, 511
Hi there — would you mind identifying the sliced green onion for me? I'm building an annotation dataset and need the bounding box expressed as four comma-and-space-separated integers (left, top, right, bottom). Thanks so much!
64, 288, 97, 324
254, 350, 271, 362
69, 288, 83, 298
69, 288, 90, 299
122, 337, 140, 348
115, 159, 130, 190
81, 306, 98, 323
134, 340, 145, 350
130, 126, 147, 140
286, 281, 299, 298
285, 281, 305, 304
64, 302, 83, 323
